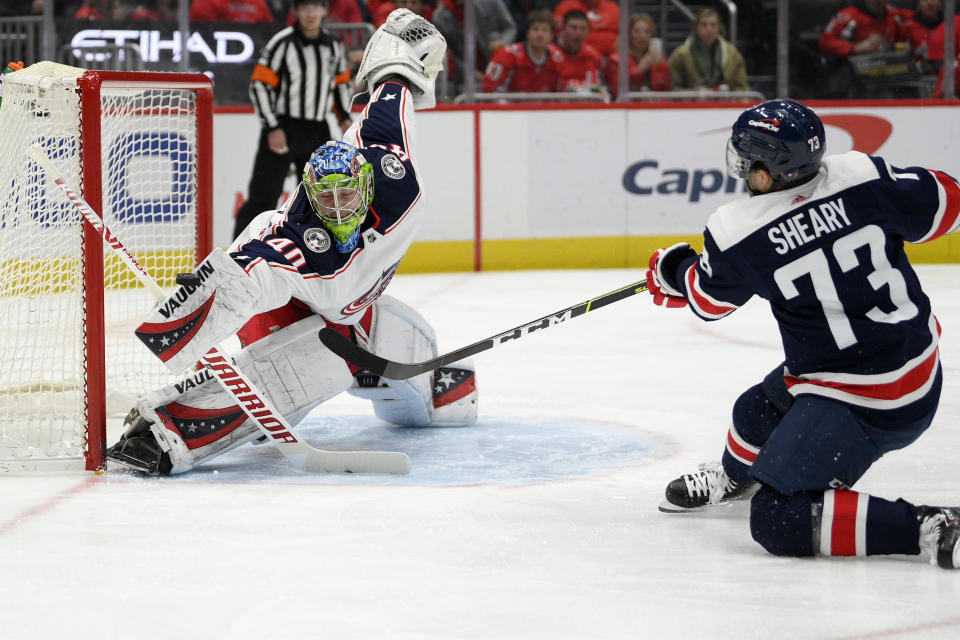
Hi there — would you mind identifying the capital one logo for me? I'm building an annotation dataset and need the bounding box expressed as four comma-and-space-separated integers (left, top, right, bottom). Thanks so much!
25, 132, 193, 229
623, 114, 894, 201
819, 114, 893, 155
71, 29, 254, 64
106, 132, 195, 223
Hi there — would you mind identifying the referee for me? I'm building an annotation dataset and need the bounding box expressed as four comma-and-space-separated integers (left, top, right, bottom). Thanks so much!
235, 0, 353, 238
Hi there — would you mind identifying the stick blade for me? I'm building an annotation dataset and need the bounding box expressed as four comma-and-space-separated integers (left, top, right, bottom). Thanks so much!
302, 449, 412, 475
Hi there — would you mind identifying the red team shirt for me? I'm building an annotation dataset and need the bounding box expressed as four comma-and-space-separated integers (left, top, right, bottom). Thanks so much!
190, 0, 275, 22
482, 43, 565, 93
901, 16, 937, 61
603, 53, 670, 96
555, 43, 604, 92
819, 5, 906, 58
552, 0, 620, 58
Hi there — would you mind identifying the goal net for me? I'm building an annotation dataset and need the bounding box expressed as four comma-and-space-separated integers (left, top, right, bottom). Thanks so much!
0, 62, 212, 472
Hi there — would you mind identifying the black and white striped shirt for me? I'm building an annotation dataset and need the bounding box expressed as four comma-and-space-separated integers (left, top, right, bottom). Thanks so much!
249, 26, 352, 129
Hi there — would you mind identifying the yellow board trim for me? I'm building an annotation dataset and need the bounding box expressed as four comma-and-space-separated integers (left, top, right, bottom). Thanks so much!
1, 250, 198, 295
399, 234, 959, 274
9, 238, 948, 289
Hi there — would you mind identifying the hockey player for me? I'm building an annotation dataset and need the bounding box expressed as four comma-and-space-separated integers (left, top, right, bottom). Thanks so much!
648, 99, 960, 569
107, 9, 478, 475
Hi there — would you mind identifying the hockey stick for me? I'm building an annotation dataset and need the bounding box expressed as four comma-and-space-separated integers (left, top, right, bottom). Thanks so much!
318, 279, 648, 380
28, 144, 410, 475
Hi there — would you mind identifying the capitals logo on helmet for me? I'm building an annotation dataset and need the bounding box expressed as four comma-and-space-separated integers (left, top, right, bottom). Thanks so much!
303, 140, 374, 253
726, 99, 826, 187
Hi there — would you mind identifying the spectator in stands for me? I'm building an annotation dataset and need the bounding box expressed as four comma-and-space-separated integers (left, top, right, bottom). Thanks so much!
482, 9, 562, 93
130, 0, 175, 21
432, 0, 517, 92
234, 0, 352, 238
819, 1, 916, 97
604, 12, 670, 97
902, 0, 943, 64
0, 0, 42, 15
190, 0, 275, 22
553, 9, 604, 94
323, 0, 364, 23
372, 0, 433, 26
74, 0, 114, 19
819, 1, 905, 61
667, 7, 748, 92
371, 0, 392, 26
551, 0, 619, 58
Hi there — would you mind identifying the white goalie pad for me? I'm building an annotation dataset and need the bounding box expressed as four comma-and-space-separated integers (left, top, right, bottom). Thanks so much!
135, 248, 262, 374
135, 315, 353, 474
348, 296, 478, 427
355, 8, 446, 110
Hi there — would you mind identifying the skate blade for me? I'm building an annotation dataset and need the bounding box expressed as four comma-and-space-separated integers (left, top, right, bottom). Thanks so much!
658, 500, 708, 513
658, 484, 761, 513
105, 455, 159, 476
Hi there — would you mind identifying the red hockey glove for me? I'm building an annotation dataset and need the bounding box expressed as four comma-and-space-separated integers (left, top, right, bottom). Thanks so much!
646, 243, 697, 308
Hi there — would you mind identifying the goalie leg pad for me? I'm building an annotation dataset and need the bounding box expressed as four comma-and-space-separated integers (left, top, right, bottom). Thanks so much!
429, 358, 478, 427
129, 315, 354, 474
135, 247, 262, 374
347, 296, 478, 427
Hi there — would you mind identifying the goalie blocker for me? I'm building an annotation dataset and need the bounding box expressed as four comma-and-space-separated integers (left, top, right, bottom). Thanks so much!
110, 295, 477, 475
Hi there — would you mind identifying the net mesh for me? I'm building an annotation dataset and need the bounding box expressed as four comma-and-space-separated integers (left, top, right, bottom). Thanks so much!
0, 63, 204, 471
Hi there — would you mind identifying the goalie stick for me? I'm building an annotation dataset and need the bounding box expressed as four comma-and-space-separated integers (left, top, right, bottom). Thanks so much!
318, 279, 648, 380
28, 144, 410, 475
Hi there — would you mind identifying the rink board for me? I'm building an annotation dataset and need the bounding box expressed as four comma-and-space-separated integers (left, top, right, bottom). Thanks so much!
213, 101, 960, 270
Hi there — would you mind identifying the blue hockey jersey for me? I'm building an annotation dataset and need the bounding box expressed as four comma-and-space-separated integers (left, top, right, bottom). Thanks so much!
674, 151, 960, 413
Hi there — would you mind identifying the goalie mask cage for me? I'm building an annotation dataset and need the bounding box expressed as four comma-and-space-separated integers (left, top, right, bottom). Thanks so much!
0, 62, 212, 472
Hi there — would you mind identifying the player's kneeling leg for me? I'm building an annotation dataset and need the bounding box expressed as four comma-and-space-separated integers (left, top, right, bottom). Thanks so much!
107, 315, 353, 474
723, 367, 792, 484
749, 485, 819, 557
346, 295, 478, 427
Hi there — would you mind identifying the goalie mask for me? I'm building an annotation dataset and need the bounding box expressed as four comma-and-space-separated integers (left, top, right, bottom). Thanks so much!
303, 141, 374, 253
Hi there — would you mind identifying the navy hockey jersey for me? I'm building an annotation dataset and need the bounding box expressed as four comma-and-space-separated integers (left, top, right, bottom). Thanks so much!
674, 151, 960, 413
229, 81, 423, 324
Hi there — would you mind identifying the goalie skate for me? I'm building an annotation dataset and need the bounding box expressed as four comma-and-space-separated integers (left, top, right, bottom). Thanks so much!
659, 461, 759, 513
105, 409, 172, 476
917, 505, 960, 569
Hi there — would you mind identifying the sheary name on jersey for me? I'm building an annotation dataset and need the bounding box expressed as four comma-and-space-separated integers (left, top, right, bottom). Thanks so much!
767, 197, 850, 254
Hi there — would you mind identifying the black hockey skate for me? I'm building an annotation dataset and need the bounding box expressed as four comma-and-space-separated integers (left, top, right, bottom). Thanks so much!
659, 461, 759, 513
105, 409, 172, 476
916, 505, 960, 569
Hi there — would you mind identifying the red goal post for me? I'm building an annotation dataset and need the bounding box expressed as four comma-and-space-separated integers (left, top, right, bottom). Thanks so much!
0, 62, 213, 472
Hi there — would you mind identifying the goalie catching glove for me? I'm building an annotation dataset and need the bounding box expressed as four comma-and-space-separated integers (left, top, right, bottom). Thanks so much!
355, 8, 446, 110
647, 242, 698, 308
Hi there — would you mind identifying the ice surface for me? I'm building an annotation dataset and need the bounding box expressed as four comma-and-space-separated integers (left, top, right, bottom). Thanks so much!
2, 267, 959, 639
